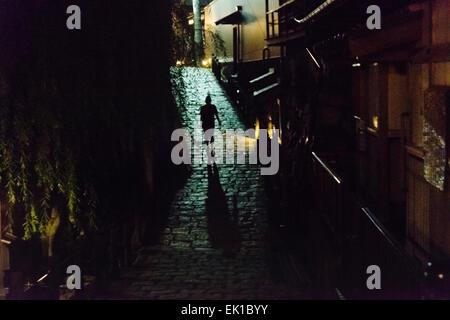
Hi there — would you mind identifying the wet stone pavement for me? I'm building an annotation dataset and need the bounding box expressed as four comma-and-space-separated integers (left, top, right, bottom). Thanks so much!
111, 67, 305, 299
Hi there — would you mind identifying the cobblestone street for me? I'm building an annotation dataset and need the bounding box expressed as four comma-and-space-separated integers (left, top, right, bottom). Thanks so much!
111, 67, 305, 299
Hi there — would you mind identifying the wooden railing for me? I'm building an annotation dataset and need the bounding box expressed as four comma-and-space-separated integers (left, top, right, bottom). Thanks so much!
311, 151, 426, 299
266, 0, 297, 40
265, 0, 334, 41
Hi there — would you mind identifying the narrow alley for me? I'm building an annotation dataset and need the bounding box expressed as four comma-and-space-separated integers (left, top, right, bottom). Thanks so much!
111, 67, 305, 299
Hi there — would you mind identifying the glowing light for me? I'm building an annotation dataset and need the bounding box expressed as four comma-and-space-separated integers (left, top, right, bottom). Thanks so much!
268, 115, 273, 139
1, 239, 11, 245
372, 116, 379, 129
438, 274, 444, 280
176, 60, 183, 66
373, 62, 379, 66
312, 152, 342, 184
202, 59, 210, 67
37, 273, 49, 283
255, 118, 260, 140
352, 63, 361, 68
306, 48, 320, 69
188, 19, 194, 25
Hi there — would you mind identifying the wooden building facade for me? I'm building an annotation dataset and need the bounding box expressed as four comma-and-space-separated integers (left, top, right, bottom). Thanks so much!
205, 0, 449, 297
264, 0, 449, 298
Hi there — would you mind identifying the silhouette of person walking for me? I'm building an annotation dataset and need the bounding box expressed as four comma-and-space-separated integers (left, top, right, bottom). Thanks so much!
200, 95, 221, 163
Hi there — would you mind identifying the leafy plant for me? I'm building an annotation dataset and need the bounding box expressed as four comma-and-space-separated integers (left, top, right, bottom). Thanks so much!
204, 24, 227, 58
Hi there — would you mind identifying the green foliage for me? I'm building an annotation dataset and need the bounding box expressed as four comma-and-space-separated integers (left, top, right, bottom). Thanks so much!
0, 0, 170, 247
23, 205, 39, 240
0, 83, 98, 241
170, 2, 195, 65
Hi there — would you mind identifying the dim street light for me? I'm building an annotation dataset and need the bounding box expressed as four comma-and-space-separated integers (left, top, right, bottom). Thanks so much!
202, 59, 212, 67
255, 118, 260, 140
372, 116, 379, 129
188, 19, 194, 25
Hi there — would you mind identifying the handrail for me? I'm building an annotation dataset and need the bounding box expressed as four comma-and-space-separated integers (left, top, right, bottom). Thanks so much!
361, 207, 405, 257
312, 152, 423, 267
249, 69, 275, 84
312, 151, 342, 184
266, 0, 296, 15
311, 151, 426, 297
253, 82, 280, 97
361, 207, 424, 278
313, 150, 420, 268
293, 0, 337, 25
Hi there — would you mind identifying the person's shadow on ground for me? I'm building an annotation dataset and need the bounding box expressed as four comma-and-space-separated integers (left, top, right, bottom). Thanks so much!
206, 164, 241, 257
